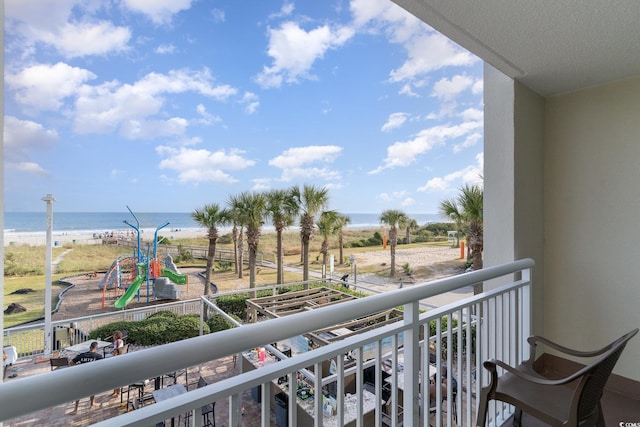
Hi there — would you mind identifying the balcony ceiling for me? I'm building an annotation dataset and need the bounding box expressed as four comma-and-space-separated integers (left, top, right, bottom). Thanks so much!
392, 0, 640, 96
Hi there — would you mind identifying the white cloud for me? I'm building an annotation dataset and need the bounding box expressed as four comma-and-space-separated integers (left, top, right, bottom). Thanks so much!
74, 68, 237, 137
453, 132, 482, 153
241, 92, 260, 115
269, 145, 342, 168
194, 104, 222, 126
349, 0, 478, 93
389, 33, 478, 84
255, 22, 355, 88
370, 121, 482, 174
460, 108, 483, 122
13, 162, 49, 176
6, 62, 96, 113
401, 197, 415, 207
157, 146, 255, 184
381, 112, 408, 132
4, 116, 58, 175
155, 44, 176, 54
269, 2, 295, 19
269, 145, 343, 182
45, 22, 131, 58
432, 75, 474, 100
210, 8, 225, 23
4, 116, 58, 157
378, 190, 409, 202
121, 0, 195, 25
417, 152, 484, 192
5, 0, 131, 58
252, 178, 271, 191
472, 79, 484, 95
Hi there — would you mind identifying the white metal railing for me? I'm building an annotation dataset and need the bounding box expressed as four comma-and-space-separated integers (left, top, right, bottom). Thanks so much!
3, 299, 201, 358
0, 259, 534, 427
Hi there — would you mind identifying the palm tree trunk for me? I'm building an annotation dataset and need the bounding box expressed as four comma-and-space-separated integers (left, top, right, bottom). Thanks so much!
389, 227, 397, 277
237, 229, 244, 279
276, 228, 284, 284
302, 235, 310, 286
232, 226, 238, 274
320, 240, 328, 279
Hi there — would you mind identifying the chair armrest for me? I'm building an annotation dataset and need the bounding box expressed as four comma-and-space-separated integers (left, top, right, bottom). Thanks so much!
527, 335, 612, 358
484, 358, 595, 386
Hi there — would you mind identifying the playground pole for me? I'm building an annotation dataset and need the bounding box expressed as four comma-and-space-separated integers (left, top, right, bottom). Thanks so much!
153, 222, 170, 259
149, 222, 170, 302
124, 206, 141, 261
41, 194, 55, 357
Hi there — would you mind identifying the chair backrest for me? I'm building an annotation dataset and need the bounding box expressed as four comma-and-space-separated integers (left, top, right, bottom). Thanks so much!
50, 357, 69, 371
197, 376, 208, 389
576, 328, 638, 421
114, 344, 129, 356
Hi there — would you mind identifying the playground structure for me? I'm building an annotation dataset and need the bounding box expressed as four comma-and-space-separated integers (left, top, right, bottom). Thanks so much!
99, 207, 188, 309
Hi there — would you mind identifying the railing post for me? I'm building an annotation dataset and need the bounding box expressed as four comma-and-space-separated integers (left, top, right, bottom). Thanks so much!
403, 300, 420, 427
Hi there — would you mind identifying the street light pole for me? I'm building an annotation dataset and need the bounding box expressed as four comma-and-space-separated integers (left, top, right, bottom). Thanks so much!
42, 194, 55, 357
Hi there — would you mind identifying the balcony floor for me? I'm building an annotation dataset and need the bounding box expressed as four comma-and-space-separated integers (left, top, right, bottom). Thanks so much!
511, 389, 639, 427
3, 353, 271, 426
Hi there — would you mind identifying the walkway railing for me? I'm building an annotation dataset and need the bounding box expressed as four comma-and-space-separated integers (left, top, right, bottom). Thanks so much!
0, 259, 534, 427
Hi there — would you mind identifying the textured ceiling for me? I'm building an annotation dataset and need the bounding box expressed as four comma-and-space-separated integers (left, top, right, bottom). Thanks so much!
392, 0, 640, 96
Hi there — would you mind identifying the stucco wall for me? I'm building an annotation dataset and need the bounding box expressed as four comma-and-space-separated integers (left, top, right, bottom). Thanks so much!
545, 76, 640, 380
484, 64, 545, 335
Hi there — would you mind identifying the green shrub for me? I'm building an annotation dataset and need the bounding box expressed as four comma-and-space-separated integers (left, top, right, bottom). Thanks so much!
428, 317, 476, 357
88, 311, 208, 346
402, 263, 412, 275
174, 244, 194, 263
207, 313, 242, 333
157, 235, 171, 245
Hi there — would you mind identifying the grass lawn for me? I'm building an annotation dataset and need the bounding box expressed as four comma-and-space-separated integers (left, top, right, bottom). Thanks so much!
3, 274, 68, 328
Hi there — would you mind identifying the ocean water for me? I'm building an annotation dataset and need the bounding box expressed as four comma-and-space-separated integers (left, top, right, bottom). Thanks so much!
4, 211, 442, 234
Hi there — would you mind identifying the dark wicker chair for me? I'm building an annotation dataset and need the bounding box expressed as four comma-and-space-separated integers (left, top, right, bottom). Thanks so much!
476, 328, 638, 427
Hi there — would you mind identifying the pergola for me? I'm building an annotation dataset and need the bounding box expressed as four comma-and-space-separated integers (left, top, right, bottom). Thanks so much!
246, 287, 404, 347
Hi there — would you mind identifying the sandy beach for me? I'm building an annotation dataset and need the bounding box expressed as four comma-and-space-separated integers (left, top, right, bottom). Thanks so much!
3, 228, 206, 247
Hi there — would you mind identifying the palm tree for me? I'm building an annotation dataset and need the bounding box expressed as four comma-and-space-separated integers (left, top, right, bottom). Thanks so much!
379, 209, 409, 278
266, 188, 298, 284
459, 184, 483, 270
292, 185, 329, 286
403, 218, 419, 244
236, 192, 267, 296
438, 184, 484, 293
316, 210, 340, 278
230, 221, 239, 274
438, 198, 464, 248
227, 195, 246, 279
335, 213, 351, 265
191, 204, 229, 296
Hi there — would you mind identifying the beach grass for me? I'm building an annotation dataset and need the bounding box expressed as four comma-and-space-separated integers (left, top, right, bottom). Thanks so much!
5, 245, 69, 277
55, 245, 135, 274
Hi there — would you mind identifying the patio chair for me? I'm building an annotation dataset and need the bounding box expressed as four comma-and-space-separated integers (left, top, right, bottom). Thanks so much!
49, 357, 69, 371
3, 346, 18, 379
181, 376, 215, 426
476, 328, 638, 427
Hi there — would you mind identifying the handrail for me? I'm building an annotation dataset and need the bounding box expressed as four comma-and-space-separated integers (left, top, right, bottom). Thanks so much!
0, 258, 534, 423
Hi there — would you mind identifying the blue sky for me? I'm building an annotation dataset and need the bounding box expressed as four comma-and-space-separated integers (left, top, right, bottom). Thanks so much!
4, 0, 483, 214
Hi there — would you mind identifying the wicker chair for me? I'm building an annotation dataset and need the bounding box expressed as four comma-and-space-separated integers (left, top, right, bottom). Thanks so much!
476, 328, 638, 427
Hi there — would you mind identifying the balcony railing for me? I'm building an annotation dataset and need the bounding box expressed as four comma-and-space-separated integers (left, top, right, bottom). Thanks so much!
0, 258, 534, 427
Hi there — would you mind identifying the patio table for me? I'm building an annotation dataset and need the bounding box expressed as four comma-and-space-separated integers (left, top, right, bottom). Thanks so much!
65, 340, 112, 354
